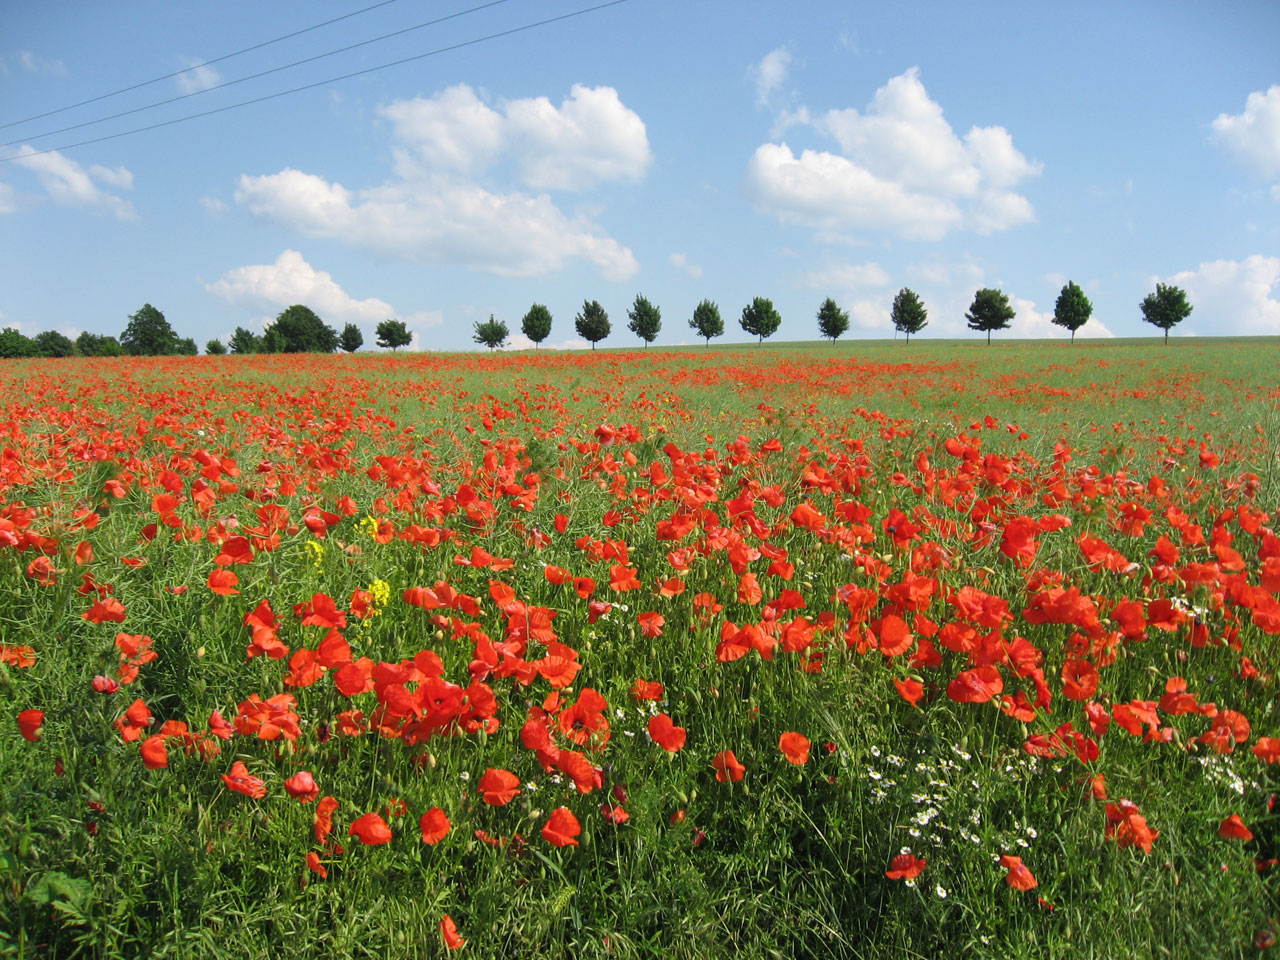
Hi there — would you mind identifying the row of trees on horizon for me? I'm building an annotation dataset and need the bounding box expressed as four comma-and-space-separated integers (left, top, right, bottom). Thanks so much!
0, 282, 1195, 358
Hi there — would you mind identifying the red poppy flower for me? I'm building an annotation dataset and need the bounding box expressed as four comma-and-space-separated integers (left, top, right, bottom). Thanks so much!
893, 677, 925, 709
440, 914, 465, 951
17, 709, 44, 742
206, 569, 240, 596
1253, 738, 1280, 764
221, 760, 265, 797
637, 611, 665, 638
1218, 814, 1254, 842
542, 806, 581, 847
1061, 659, 1099, 701
284, 770, 319, 802
314, 796, 339, 844
946, 665, 1003, 704
1000, 855, 1038, 890
712, 749, 746, 783
885, 852, 927, 880
478, 768, 521, 806
349, 811, 393, 845
631, 679, 664, 701
420, 807, 451, 844
648, 713, 686, 752
600, 802, 630, 824
779, 731, 810, 765
140, 735, 168, 770
306, 851, 327, 879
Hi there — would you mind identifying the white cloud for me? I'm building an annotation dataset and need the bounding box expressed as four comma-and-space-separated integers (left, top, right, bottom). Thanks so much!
747, 67, 1040, 240
1212, 86, 1280, 190
799, 261, 891, 290
383, 83, 651, 191
11, 146, 136, 220
200, 196, 228, 216
15, 51, 66, 76
1163, 255, 1280, 335
754, 48, 790, 107
0, 182, 15, 215
176, 58, 221, 94
669, 252, 703, 278
236, 168, 638, 281
207, 249, 399, 325
505, 85, 651, 191
381, 85, 505, 173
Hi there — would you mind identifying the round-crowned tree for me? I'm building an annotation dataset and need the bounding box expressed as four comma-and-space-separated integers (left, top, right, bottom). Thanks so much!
627, 294, 661, 347
521, 304, 553, 349
816, 297, 849, 344
473, 314, 509, 350
575, 300, 611, 350
120, 303, 177, 356
1140, 283, 1192, 344
1052, 281, 1093, 343
966, 288, 1015, 345
740, 297, 781, 344
891, 288, 928, 343
376, 319, 412, 351
339, 323, 364, 353
689, 299, 724, 346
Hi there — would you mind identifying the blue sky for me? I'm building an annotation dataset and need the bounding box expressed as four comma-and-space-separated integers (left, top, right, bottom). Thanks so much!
2, 0, 1278, 351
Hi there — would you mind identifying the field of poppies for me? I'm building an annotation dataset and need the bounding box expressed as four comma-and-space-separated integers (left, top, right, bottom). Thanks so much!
1, 338, 1278, 958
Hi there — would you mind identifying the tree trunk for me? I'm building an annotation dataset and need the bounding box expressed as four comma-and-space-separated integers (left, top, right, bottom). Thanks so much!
987, 329, 991, 345
1164, 328, 1169, 345
1071, 329, 1076, 344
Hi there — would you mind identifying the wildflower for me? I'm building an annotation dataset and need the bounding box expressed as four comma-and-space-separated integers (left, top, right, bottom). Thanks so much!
421, 807, 451, 844
349, 812, 393, 845
999, 855, 1039, 890
712, 750, 746, 783
543, 807, 582, 847
18, 709, 44, 742
886, 851, 926, 880
779, 731, 811, 765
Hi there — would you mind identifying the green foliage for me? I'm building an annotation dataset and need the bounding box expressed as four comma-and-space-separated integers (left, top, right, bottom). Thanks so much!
965, 288, 1016, 344
627, 294, 662, 347
0, 327, 38, 359
261, 328, 287, 354
1052, 282, 1093, 342
205, 338, 227, 355
174, 337, 198, 356
740, 296, 781, 343
521, 304, 553, 348
816, 297, 849, 343
263, 305, 337, 354
575, 300, 611, 350
75, 332, 122, 357
891, 287, 928, 342
34, 330, 75, 357
120, 303, 177, 356
339, 323, 364, 353
689, 299, 724, 346
228, 327, 261, 355
376, 319, 412, 351
1140, 282, 1193, 343
473, 314, 510, 350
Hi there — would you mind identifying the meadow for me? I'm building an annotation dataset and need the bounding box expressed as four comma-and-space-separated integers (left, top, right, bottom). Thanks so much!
1, 338, 1277, 959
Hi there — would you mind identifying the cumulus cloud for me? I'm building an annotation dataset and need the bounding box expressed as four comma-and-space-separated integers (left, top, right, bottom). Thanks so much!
238, 83, 647, 281
235, 168, 638, 281
1163, 255, 1280, 335
1212, 85, 1280, 194
207, 249, 400, 325
200, 196, 228, 216
1008, 297, 1115, 339
12, 51, 66, 75
0, 182, 15, 215
175, 58, 222, 94
10, 147, 136, 220
747, 67, 1040, 240
669, 252, 703, 278
754, 48, 790, 107
382, 83, 651, 191
501, 333, 591, 351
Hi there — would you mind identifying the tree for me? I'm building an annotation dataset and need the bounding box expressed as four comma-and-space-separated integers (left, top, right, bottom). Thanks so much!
0, 328, 38, 359
966, 288, 1016, 345
891, 288, 928, 343
376, 319, 412, 351
34, 330, 75, 357
1052, 282, 1093, 343
76, 331, 122, 357
627, 294, 661, 347
816, 297, 849, 343
121, 303, 177, 356
521, 304, 552, 349
473, 314, 509, 350
689, 299, 723, 346
1140, 283, 1192, 344
261, 328, 287, 354
205, 338, 227, 355
575, 300, 610, 350
339, 323, 364, 353
740, 296, 781, 344
229, 327, 261, 354
264, 304, 337, 353
174, 337, 198, 356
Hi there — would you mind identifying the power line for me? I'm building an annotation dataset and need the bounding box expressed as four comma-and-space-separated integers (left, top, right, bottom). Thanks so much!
1, 0, 517, 148
1, 0, 631, 163
0, 0, 407, 132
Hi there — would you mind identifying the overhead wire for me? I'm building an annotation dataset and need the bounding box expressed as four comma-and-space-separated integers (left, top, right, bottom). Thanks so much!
0, 0, 406, 131
1, 0, 517, 148
0, 0, 631, 163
